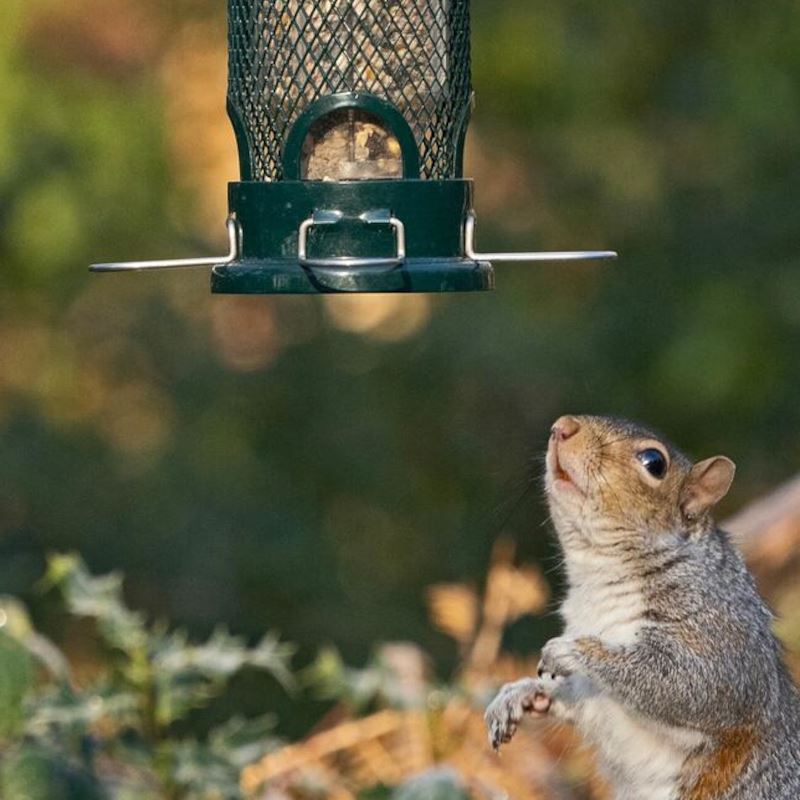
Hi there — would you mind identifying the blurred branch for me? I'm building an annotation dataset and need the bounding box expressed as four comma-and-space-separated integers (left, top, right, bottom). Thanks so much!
725, 474, 800, 594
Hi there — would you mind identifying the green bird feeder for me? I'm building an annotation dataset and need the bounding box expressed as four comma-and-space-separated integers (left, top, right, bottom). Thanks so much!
91, 0, 616, 293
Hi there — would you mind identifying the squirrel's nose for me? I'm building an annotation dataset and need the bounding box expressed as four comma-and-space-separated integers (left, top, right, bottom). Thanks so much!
551, 415, 581, 442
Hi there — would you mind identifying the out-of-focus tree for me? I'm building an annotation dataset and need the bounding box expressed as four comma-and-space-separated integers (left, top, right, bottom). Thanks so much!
1, 0, 800, 736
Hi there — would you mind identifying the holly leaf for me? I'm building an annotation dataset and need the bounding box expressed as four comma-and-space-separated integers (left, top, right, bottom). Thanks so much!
0, 631, 32, 739
41, 554, 147, 656
151, 627, 294, 726
208, 714, 278, 769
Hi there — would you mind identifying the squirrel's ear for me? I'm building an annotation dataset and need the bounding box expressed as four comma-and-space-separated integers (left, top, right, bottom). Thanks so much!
680, 456, 736, 519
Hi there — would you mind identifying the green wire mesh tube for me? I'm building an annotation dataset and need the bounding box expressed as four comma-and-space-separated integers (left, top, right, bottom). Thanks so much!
226, 0, 473, 181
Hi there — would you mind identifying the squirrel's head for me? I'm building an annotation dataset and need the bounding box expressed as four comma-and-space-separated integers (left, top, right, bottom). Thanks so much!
545, 415, 735, 548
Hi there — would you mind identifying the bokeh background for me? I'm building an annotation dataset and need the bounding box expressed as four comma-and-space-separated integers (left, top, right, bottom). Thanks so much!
3, 0, 800, 741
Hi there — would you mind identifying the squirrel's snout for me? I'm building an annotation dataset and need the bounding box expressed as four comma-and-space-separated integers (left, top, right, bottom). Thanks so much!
551, 415, 581, 442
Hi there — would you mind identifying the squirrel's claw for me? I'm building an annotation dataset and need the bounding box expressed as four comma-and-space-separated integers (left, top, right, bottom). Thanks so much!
538, 636, 582, 679
484, 677, 549, 751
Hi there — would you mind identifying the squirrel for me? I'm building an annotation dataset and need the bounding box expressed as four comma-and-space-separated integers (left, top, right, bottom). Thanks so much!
484, 415, 800, 800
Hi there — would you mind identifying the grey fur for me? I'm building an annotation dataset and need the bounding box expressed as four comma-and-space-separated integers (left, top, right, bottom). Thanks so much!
485, 415, 800, 800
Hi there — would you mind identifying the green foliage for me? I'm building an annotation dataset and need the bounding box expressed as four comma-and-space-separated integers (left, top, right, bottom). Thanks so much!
357, 773, 470, 800
3, 0, 800, 745
358, 770, 469, 800
392, 772, 470, 800
0, 555, 293, 800
0, 632, 32, 740
0, 743, 103, 800
304, 644, 447, 714
42, 554, 149, 655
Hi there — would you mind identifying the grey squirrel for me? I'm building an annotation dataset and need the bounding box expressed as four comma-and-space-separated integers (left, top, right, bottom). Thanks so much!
484, 415, 800, 800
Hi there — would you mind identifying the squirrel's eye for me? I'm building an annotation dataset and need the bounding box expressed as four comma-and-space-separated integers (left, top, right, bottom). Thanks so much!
637, 448, 668, 479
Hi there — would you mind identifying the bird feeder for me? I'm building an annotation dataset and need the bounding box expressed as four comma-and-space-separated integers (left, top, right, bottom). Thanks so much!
90, 0, 616, 293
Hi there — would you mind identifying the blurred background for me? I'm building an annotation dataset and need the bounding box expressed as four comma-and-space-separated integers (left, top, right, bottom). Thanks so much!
2, 0, 800, 759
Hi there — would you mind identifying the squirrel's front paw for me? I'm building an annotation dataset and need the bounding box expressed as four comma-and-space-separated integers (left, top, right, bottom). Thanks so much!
484, 677, 550, 751
538, 636, 583, 679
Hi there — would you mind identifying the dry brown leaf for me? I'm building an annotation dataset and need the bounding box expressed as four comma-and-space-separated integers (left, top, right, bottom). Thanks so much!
427, 583, 479, 645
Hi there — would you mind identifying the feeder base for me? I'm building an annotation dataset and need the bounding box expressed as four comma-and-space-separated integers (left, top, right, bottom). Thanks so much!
211, 257, 493, 294
213, 178, 491, 294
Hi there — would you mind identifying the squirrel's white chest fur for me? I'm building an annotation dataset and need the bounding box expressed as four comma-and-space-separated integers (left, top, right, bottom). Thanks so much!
561, 576, 645, 646
560, 573, 705, 800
